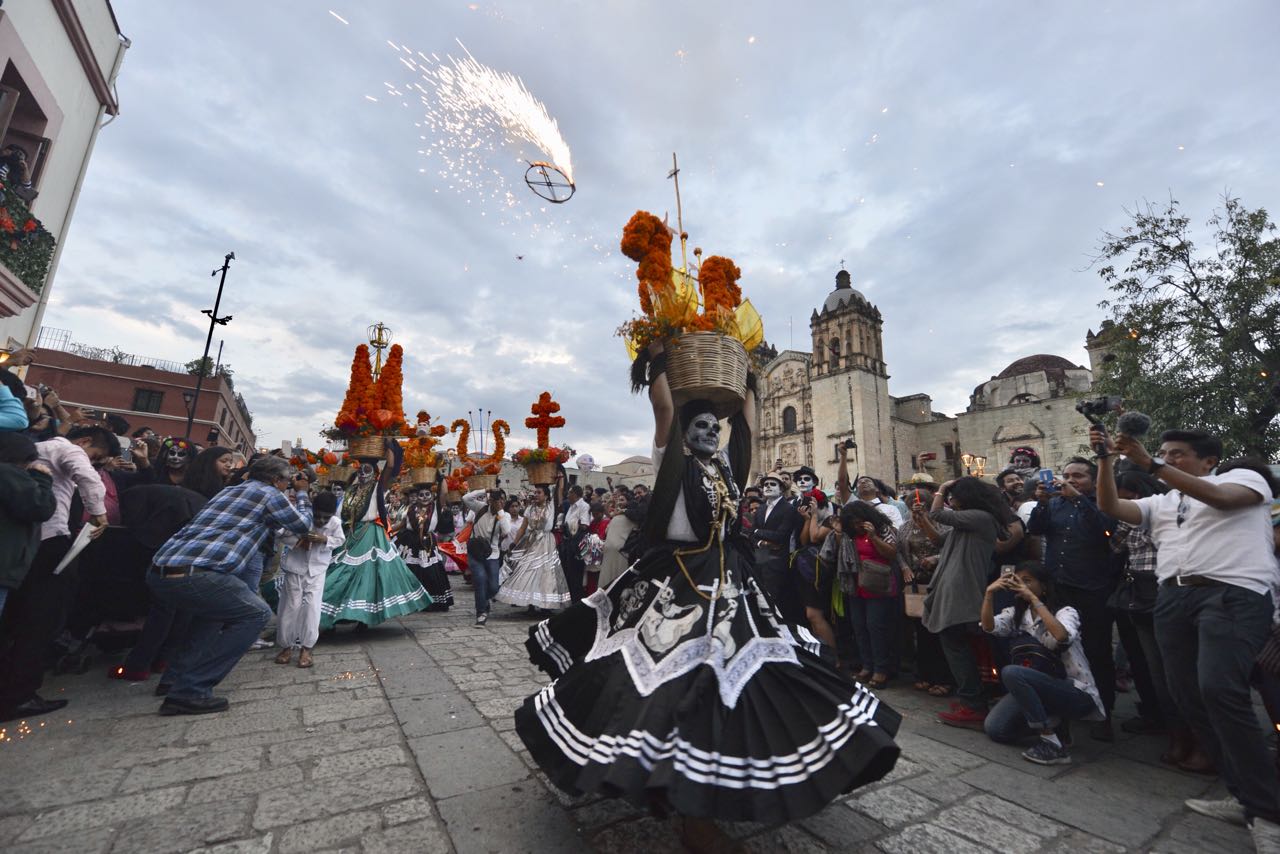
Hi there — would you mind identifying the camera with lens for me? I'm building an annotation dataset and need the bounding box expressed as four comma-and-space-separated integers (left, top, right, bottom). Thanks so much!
1074, 396, 1124, 419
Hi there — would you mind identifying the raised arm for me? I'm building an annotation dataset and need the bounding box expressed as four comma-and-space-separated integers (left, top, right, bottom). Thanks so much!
648, 341, 674, 449
1107, 428, 1265, 512
836, 444, 852, 504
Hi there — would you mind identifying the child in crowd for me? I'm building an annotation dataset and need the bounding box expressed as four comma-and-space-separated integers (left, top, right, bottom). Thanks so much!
274, 491, 343, 668
581, 501, 609, 595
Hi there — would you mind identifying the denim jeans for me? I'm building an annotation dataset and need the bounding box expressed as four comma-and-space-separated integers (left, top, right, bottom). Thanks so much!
145, 570, 271, 701
474, 557, 501, 615
1056, 583, 1115, 715
0, 586, 7, 620
848, 595, 898, 674
984, 665, 1098, 742
1155, 583, 1280, 824
232, 550, 266, 594
938, 624, 985, 711
124, 601, 192, 674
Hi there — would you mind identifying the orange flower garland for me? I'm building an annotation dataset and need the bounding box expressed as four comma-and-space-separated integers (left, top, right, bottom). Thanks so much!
451, 419, 471, 458
403, 410, 448, 468
373, 344, 409, 435
620, 211, 672, 316
335, 345, 375, 432
524, 392, 565, 449
617, 212, 754, 351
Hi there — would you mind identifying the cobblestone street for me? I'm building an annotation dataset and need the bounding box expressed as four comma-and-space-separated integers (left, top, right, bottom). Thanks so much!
0, 596, 1254, 853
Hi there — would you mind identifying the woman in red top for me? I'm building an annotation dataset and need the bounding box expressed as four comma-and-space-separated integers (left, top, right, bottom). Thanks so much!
840, 501, 899, 687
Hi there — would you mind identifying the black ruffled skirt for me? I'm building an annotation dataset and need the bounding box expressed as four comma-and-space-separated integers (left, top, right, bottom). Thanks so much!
514, 539, 901, 824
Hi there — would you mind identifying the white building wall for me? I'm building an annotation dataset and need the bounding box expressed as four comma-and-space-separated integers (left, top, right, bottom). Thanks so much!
0, 2, 125, 346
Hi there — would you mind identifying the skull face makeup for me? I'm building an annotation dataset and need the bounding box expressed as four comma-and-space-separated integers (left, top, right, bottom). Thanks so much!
683, 411, 720, 457
761, 479, 782, 499
160, 438, 193, 470
357, 462, 377, 483
795, 474, 816, 491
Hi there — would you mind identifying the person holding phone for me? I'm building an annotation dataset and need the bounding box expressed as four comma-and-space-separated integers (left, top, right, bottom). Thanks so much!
1027, 458, 1120, 741
980, 561, 1106, 765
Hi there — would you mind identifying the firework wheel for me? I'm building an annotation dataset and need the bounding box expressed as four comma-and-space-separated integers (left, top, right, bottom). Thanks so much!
524, 162, 575, 203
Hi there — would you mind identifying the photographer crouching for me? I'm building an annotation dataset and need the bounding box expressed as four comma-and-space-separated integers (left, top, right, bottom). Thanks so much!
1093, 423, 1280, 846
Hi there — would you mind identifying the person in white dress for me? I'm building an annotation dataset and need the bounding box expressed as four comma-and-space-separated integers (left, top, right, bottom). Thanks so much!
496, 485, 571, 611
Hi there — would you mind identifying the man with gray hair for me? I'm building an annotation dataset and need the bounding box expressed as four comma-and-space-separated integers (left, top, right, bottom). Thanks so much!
147, 455, 313, 715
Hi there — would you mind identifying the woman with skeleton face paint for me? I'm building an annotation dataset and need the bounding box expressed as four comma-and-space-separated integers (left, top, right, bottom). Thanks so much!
393, 486, 452, 611
514, 340, 901, 828
315, 442, 432, 630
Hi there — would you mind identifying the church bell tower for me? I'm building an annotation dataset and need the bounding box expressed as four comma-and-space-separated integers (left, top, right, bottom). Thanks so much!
808, 268, 894, 485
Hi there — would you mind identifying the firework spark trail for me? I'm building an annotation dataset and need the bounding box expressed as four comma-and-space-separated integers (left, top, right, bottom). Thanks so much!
427, 41, 574, 184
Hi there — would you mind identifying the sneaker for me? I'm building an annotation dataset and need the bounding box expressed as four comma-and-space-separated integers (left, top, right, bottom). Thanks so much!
1022, 739, 1072, 765
1185, 797, 1247, 827
1253, 816, 1280, 853
937, 706, 987, 729
158, 695, 229, 716
476, 612, 488, 626
250, 639, 272, 650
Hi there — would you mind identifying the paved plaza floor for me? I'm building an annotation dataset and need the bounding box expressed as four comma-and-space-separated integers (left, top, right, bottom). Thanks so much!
0, 595, 1255, 853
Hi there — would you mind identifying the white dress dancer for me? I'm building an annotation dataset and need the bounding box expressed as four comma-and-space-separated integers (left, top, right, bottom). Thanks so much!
496, 495, 571, 610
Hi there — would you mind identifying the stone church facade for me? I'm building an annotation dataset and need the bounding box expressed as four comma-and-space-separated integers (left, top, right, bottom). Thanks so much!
753, 269, 1106, 487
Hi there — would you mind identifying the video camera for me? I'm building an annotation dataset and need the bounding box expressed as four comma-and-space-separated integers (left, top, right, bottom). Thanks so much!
1074, 396, 1124, 420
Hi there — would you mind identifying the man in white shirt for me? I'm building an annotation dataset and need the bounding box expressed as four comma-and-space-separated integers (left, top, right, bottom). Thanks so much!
1094, 426, 1280, 844
463, 489, 507, 625
0, 426, 116, 722
560, 484, 591, 602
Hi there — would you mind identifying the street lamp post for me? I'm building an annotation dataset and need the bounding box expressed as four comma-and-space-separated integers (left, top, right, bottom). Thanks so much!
185, 253, 235, 440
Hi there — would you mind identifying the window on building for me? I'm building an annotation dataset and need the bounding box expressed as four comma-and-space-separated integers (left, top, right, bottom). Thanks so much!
943, 442, 956, 461
219, 408, 228, 427
782, 406, 797, 434
1, 62, 53, 190
132, 389, 164, 413
829, 338, 841, 367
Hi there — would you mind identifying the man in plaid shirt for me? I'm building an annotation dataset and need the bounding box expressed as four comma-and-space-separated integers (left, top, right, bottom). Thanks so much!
147, 455, 313, 715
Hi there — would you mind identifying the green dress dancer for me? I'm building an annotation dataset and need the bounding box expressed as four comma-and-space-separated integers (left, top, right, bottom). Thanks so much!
319, 457, 432, 628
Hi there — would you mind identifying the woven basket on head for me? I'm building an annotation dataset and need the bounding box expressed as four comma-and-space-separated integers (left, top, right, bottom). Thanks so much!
445, 489, 462, 503
347, 436, 385, 461
406, 466, 437, 486
469, 473, 498, 491
666, 332, 748, 419
525, 461, 557, 486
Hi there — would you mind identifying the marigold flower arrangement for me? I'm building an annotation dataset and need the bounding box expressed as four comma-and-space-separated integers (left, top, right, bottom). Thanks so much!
615, 210, 762, 354
513, 446, 573, 465
512, 393, 574, 471
402, 411, 448, 468
477, 419, 509, 474
328, 344, 412, 439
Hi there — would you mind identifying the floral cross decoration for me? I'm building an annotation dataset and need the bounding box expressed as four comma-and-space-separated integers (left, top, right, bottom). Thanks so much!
525, 392, 565, 449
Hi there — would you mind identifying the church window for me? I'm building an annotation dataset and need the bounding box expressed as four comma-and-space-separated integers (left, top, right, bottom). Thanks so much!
829, 337, 841, 365
782, 406, 798, 434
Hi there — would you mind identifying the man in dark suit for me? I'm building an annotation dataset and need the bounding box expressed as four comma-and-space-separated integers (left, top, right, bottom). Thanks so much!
752, 473, 802, 623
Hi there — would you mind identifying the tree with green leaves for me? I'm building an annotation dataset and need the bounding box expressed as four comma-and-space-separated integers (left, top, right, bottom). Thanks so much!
1091, 195, 1280, 460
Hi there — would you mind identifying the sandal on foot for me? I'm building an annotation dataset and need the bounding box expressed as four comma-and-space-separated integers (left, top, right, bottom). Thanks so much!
913, 681, 932, 692
855, 670, 872, 682
928, 684, 955, 697
274, 649, 292, 665
297, 649, 313, 669
869, 674, 890, 688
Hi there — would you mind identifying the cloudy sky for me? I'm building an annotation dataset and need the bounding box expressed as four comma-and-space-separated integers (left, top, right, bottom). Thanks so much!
45, 0, 1278, 463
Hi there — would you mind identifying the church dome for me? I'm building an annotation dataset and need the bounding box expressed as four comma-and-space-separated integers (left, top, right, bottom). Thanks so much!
996, 354, 1082, 379
822, 268, 867, 312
